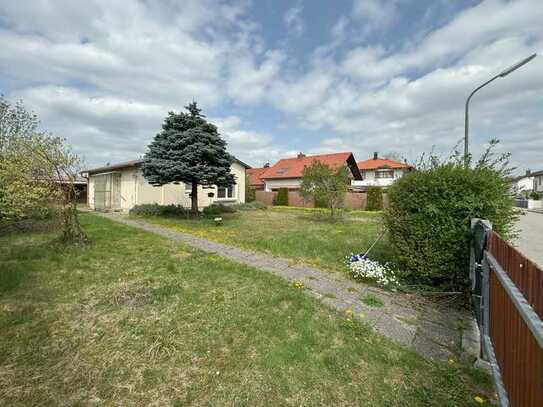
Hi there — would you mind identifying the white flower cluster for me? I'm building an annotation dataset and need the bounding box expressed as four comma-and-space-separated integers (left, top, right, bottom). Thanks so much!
349, 258, 399, 287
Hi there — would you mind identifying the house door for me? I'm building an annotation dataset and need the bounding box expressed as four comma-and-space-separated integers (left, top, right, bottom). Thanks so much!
93, 173, 121, 210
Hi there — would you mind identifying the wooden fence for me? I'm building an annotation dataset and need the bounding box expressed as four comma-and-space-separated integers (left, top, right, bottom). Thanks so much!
471, 219, 543, 406
255, 190, 372, 210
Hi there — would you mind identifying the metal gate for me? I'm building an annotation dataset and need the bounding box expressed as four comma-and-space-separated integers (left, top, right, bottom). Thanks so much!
93, 173, 121, 211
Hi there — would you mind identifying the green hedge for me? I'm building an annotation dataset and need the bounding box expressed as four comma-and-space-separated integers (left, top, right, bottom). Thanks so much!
234, 201, 267, 210
366, 187, 383, 211
274, 188, 289, 206
129, 204, 189, 217
384, 160, 517, 291
203, 203, 237, 216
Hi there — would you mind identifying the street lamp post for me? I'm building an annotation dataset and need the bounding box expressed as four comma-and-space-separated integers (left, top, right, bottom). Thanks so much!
464, 53, 537, 168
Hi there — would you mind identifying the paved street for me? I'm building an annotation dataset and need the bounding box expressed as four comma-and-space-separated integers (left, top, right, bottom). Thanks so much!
515, 211, 543, 268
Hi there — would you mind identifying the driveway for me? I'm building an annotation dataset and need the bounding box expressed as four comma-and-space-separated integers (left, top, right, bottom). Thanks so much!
514, 210, 543, 268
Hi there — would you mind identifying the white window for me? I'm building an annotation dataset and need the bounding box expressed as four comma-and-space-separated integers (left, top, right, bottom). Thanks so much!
217, 185, 235, 199
184, 182, 192, 195
375, 169, 394, 179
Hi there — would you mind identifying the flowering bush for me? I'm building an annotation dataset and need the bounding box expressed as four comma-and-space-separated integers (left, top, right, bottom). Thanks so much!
292, 281, 304, 289
347, 255, 399, 287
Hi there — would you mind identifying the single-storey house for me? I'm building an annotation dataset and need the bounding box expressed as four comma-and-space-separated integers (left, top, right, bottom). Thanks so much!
246, 167, 268, 191
260, 152, 362, 191
83, 158, 249, 212
352, 153, 413, 188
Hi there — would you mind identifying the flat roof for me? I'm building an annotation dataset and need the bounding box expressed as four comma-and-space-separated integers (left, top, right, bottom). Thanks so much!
84, 157, 250, 175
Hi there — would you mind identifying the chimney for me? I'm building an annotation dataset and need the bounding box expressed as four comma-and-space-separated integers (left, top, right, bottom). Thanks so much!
297, 152, 306, 159
526, 169, 531, 176
373, 152, 378, 160
263, 162, 270, 168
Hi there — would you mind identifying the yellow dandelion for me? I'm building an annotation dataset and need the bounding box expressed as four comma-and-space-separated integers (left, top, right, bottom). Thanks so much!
448, 358, 455, 365
474, 395, 484, 404
359, 312, 365, 319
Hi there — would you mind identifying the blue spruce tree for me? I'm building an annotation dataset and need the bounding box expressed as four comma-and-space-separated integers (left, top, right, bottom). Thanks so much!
142, 102, 235, 214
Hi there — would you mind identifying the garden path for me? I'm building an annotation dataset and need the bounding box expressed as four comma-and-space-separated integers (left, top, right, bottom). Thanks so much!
95, 211, 478, 361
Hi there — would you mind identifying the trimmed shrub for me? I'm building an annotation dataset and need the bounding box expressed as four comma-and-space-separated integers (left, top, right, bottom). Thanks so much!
245, 174, 256, 202
232, 201, 267, 211
274, 188, 289, 206
202, 203, 237, 216
529, 191, 540, 200
314, 195, 328, 208
384, 146, 517, 291
130, 204, 189, 217
366, 187, 383, 211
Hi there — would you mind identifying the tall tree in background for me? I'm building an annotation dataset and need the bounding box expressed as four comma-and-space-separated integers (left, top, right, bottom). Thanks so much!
142, 102, 235, 214
299, 161, 350, 218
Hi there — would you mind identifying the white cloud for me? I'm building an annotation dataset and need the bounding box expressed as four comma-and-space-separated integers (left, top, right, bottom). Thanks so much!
283, 6, 304, 37
1, 0, 542, 172
264, 0, 543, 170
212, 116, 292, 166
351, 0, 400, 32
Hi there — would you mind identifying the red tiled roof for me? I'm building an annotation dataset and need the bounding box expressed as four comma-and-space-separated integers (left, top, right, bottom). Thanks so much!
246, 167, 267, 186
261, 152, 354, 180
357, 157, 412, 170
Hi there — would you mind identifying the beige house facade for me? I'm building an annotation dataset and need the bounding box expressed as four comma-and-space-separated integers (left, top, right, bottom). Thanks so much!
84, 159, 248, 212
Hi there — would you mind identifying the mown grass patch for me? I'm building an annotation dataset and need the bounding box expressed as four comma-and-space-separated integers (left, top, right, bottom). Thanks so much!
134, 207, 391, 275
0, 213, 492, 406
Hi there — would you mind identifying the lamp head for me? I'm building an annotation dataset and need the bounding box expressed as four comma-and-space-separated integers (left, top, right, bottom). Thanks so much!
499, 53, 537, 77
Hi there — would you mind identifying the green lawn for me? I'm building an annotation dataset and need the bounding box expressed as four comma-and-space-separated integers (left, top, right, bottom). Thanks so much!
0, 213, 492, 406
135, 207, 391, 274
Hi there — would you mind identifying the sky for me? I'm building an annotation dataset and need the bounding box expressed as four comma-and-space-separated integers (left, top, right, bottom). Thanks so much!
1, 0, 542, 173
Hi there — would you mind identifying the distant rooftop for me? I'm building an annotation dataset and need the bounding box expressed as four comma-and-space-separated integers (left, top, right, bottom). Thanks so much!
260, 152, 361, 180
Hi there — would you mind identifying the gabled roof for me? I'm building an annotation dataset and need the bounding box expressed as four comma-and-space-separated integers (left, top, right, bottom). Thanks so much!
510, 170, 543, 182
357, 157, 412, 170
84, 157, 250, 175
246, 167, 267, 186
260, 152, 362, 180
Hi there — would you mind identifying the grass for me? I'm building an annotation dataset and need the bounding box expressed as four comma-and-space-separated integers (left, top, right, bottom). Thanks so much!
0, 213, 494, 406
361, 293, 385, 307
134, 206, 390, 274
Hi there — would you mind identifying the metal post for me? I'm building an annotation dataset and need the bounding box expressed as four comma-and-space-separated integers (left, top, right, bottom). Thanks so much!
464, 53, 537, 168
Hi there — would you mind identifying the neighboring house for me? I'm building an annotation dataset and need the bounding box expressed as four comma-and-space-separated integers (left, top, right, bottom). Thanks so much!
260, 152, 362, 191
83, 158, 249, 212
246, 167, 268, 191
352, 153, 413, 188
535, 171, 543, 195
510, 170, 537, 196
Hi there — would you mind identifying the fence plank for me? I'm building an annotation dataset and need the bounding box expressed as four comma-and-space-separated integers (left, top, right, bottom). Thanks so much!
485, 230, 543, 406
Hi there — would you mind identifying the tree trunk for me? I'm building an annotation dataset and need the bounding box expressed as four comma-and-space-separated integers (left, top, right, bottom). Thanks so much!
191, 180, 198, 215
59, 189, 87, 244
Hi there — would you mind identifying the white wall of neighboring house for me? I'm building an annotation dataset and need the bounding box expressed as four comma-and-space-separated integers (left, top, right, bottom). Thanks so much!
263, 178, 302, 191
88, 161, 246, 212
514, 176, 534, 194
351, 168, 407, 188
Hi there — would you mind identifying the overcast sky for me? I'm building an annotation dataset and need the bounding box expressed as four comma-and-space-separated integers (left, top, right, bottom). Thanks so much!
1, 0, 542, 172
